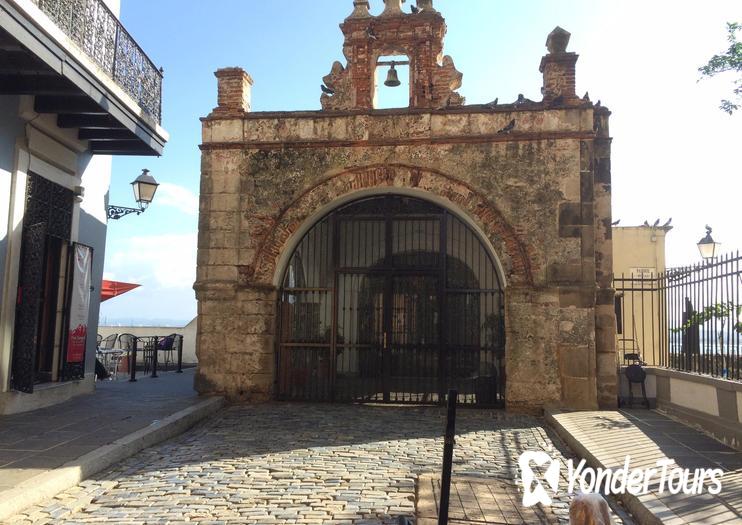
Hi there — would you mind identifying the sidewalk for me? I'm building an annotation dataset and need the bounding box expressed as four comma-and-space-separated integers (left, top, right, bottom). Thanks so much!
548, 409, 742, 525
0, 369, 223, 520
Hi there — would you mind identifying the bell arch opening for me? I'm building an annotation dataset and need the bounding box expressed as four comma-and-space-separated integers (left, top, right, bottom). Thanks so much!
277, 195, 505, 406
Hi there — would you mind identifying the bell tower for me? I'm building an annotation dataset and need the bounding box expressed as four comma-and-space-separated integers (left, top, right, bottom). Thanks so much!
320, 0, 464, 111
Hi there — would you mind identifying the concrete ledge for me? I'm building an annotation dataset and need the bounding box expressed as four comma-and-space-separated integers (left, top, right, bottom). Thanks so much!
646, 367, 742, 393
546, 410, 682, 525
0, 396, 224, 521
0, 376, 94, 415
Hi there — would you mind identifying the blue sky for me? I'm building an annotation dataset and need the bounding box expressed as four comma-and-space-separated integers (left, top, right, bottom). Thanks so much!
100, 0, 742, 325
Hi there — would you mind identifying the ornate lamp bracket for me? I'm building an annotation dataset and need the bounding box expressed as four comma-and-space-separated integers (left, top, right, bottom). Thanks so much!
106, 205, 143, 220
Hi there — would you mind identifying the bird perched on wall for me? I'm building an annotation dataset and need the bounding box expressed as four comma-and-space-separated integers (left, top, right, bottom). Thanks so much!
515, 94, 526, 106
366, 27, 378, 40
485, 98, 498, 108
410, 4, 419, 13
497, 119, 516, 134
320, 84, 335, 95
662, 218, 672, 228
611, 219, 620, 226
643, 220, 650, 227
653, 219, 660, 228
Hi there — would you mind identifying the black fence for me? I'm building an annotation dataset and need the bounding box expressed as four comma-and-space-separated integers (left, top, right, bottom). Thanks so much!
31, 0, 163, 123
614, 251, 742, 381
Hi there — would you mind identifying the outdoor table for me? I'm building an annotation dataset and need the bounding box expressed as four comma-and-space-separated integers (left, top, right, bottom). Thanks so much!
124, 335, 184, 382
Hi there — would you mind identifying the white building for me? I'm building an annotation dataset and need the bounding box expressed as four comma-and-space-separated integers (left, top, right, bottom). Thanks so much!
0, 0, 168, 413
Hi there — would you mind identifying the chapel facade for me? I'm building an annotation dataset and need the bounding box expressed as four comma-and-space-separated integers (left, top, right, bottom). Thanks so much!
195, 0, 616, 413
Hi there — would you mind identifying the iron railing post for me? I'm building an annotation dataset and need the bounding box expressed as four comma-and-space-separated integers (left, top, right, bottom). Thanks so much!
151, 335, 158, 378
439, 389, 457, 525
111, 23, 120, 82
128, 337, 137, 382
176, 335, 183, 373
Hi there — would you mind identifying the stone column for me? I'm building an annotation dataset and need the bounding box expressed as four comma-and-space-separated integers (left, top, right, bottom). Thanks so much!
194, 283, 277, 401
539, 27, 579, 104
505, 286, 563, 414
213, 67, 253, 115
593, 107, 617, 408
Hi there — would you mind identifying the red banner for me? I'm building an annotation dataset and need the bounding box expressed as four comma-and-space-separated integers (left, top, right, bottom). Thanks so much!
66, 244, 92, 363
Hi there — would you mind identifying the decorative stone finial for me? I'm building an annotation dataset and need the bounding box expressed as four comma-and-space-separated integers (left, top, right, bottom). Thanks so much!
417, 0, 436, 12
348, 0, 371, 18
546, 26, 571, 54
381, 0, 403, 16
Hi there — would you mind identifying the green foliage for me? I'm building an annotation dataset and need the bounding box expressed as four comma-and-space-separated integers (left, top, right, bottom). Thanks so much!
699, 22, 742, 114
671, 301, 742, 333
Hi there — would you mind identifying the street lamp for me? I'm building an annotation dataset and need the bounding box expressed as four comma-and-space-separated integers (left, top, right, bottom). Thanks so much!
697, 225, 721, 260
106, 169, 159, 220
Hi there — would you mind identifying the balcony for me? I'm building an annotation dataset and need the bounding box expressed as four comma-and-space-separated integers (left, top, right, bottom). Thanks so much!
0, 0, 167, 155
31, 0, 162, 123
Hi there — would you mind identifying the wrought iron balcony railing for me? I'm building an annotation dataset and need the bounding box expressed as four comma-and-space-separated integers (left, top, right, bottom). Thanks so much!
30, 0, 162, 124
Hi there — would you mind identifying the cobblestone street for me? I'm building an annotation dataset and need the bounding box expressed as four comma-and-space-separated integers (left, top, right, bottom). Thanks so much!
6, 404, 619, 524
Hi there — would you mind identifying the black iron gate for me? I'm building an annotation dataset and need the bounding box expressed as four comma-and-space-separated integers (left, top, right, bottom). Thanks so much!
277, 195, 505, 406
11, 173, 74, 392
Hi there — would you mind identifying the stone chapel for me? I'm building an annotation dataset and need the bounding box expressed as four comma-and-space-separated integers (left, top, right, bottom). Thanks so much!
195, 0, 616, 413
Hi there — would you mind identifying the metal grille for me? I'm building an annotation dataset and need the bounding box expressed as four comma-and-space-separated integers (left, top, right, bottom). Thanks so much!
31, 0, 162, 123
11, 223, 47, 393
614, 251, 742, 381
11, 174, 75, 392
278, 196, 505, 406
23, 172, 73, 238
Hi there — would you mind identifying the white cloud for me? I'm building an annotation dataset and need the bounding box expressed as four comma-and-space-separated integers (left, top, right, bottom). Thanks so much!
155, 183, 199, 216
106, 232, 197, 290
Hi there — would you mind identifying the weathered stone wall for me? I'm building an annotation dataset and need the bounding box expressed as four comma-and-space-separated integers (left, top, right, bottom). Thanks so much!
196, 102, 614, 412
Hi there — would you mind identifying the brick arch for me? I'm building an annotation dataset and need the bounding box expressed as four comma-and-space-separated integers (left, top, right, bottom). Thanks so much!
244, 164, 534, 287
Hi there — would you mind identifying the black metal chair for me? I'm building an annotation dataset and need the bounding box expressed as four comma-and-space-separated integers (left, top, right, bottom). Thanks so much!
118, 333, 138, 375
157, 334, 177, 371
623, 364, 650, 408
99, 333, 117, 350
97, 333, 120, 378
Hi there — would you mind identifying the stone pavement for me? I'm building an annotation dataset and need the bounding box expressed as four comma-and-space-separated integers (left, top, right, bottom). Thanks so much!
548, 409, 742, 525
0, 369, 223, 521
5, 404, 634, 524
0, 369, 200, 490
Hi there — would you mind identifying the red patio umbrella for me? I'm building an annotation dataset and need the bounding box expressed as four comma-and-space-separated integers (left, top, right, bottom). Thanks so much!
100, 280, 140, 302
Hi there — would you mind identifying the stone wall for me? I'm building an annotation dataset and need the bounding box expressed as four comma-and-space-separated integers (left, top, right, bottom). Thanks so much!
196, 10, 616, 413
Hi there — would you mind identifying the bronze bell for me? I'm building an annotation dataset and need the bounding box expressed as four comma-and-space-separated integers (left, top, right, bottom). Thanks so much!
384, 63, 401, 87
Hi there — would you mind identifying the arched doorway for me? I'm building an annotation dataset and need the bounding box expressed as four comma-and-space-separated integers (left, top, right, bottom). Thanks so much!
277, 195, 505, 406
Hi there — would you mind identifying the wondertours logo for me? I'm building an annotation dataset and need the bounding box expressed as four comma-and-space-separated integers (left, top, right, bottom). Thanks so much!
518, 451, 724, 507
